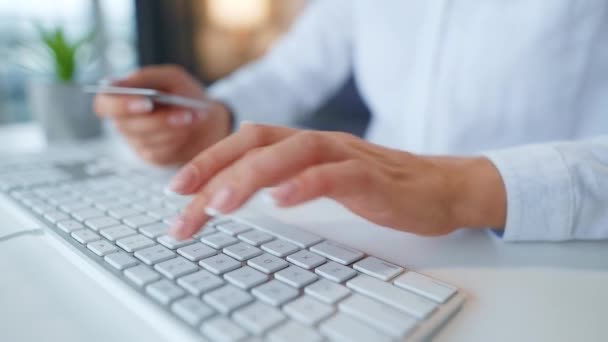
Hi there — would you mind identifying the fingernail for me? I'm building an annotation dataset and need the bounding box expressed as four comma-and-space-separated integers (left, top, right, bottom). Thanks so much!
168, 111, 194, 126
169, 216, 188, 239
271, 181, 297, 204
169, 165, 197, 193
205, 187, 234, 214
205, 207, 221, 217
128, 98, 153, 113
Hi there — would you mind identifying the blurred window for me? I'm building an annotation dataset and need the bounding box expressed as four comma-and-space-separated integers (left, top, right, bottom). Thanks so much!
0, 0, 136, 124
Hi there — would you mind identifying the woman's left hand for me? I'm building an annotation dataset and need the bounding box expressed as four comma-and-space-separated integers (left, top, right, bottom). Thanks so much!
168, 123, 507, 239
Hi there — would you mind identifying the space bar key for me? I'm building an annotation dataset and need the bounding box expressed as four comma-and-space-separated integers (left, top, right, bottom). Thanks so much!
346, 275, 437, 319
236, 215, 323, 248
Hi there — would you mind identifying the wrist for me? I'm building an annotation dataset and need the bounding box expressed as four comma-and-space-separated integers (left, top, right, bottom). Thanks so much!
435, 156, 507, 230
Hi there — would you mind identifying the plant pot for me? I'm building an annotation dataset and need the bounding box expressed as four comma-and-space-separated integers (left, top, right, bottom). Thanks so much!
27, 80, 102, 143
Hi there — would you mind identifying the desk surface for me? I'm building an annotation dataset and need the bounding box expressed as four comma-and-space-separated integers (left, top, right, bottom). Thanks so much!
1, 123, 607, 342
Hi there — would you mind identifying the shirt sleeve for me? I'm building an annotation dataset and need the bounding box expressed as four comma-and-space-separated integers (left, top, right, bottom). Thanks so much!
483, 136, 608, 241
207, 0, 353, 126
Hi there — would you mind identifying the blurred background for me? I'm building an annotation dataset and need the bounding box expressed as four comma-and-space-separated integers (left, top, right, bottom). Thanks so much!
0, 0, 369, 137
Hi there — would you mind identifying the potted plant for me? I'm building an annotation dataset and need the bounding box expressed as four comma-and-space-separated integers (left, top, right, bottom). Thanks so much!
26, 25, 101, 142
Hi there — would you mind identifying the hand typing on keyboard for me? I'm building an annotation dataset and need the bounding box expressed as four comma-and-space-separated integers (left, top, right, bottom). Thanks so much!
168, 123, 508, 239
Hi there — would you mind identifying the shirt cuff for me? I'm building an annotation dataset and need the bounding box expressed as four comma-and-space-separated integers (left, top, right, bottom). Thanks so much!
483, 144, 574, 241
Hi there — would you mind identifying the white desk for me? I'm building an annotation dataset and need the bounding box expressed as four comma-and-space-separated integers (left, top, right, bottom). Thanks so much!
1, 123, 607, 342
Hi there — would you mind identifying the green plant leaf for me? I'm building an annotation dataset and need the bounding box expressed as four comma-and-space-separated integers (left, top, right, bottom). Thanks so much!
35, 24, 96, 83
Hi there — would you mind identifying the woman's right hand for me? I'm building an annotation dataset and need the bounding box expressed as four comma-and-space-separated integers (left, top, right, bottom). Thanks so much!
93, 65, 232, 165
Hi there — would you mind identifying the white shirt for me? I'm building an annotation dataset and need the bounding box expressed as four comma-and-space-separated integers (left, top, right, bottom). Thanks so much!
209, 0, 608, 241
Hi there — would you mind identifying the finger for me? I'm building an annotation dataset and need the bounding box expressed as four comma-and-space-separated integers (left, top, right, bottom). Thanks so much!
168, 123, 297, 194
169, 192, 213, 239
196, 131, 345, 215
94, 94, 154, 118
271, 159, 371, 207
114, 108, 207, 136
113, 65, 188, 91
134, 143, 183, 166
125, 130, 187, 150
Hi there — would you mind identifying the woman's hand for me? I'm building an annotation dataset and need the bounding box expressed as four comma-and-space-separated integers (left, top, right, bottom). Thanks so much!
167, 123, 507, 239
93, 65, 232, 165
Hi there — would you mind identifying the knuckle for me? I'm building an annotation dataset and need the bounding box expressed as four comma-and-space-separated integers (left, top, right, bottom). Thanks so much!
306, 168, 332, 194
347, 160, 372, 187
298, 131, 322, 148
331, 131, 357, 142
241, 123, 268, 145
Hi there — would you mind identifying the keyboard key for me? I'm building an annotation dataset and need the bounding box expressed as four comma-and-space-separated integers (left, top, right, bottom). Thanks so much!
201, 232, 239, 249
59, 201, 90, 212
310, 240, 365, 265
339, 294, 417, 338
157, 235, 195, 250
57, 220, 84, 233
108, 206, 141, 219
134, 244, 176, 265
177, 270, 224, 296
286, 250, 326, 270
315, 261, 358, 283
162, 214, 180, 226
116, 234, 155, 252
199, 254, 241, 275
105, 252, 139, 270
203, 284, 254, 314
224, 266, 269, 290
146, 206, 177, 219
192, 226, 217, 238
154, 256, 198, 279
283, 296, 334, 326
353, 256, 404, 281
71, 229, 101, 244
305, 279, 351, 305
201, 317, 248, 342
124, 265, 161, 287
93, 197, 130, 210
275, 266, 318, 289
216, 221, 251, 236
223, 242, 263, 261
247, 253, 289, 274
233, 302, 286, 335
139, 222, 169, 238
43, 211, 70, 223
346, 275, 437, 319
146, 279, 185, 305
72, 208, 105, 221
99, 225, 136, 241
84, 216, 121, 231
319, 313, 392, 342
87, 239, 119, 256
171, 297, 215, 326
123, 214, 158, 228
393, 271, 457, 303
252, 280, 299, 306
177, 242, 216, 261
32, 203, 55, 214
267, 321, 323, 342
237, 230, 274, 246
241, 216, 324, 248
261, 239, 299, 257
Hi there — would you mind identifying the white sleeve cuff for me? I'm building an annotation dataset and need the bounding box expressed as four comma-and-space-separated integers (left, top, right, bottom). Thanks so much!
483, 144, 574, 241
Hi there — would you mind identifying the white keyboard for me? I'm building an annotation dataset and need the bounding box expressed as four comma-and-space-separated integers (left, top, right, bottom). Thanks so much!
0, 153, 465, 341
